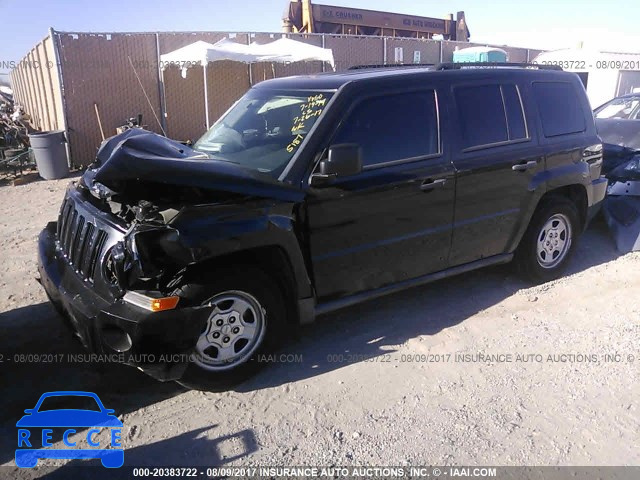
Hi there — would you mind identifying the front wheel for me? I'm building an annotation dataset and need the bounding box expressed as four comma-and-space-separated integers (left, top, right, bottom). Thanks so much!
515, 197, 581, 283
175, 266, 288, 391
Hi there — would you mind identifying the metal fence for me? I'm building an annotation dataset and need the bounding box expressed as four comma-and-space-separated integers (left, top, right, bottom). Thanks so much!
10, 29, 543, 166
9, 33, 66, 135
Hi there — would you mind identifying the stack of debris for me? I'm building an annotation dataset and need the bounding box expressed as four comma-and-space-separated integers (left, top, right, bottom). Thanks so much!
0, 88, 36, 178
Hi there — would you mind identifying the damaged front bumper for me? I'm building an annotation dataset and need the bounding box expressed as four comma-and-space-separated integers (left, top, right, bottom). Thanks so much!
601, 145, 640, 253
602, 186, 640, 253
37, 222, 210, 381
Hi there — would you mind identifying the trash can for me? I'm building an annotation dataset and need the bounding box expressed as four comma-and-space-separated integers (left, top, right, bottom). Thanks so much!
28, 130, 69, 180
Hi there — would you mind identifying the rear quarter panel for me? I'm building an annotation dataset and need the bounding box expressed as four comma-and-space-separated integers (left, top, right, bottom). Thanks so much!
505, 73, 601, 251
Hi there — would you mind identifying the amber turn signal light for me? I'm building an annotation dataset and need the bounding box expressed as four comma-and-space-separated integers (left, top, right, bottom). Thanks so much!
123, 291, 180, 312
151, 296, 180, 312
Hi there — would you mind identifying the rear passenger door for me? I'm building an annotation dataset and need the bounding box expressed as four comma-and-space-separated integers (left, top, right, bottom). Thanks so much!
306, 89, 456, 301
448, 83, 543, 266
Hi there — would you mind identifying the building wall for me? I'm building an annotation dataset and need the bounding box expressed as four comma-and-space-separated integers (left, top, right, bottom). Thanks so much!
11, 30, 542, 167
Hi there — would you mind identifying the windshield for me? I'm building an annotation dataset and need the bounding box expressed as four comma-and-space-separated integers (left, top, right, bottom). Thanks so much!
594, 96, 640, 120
194, 89, 333, 178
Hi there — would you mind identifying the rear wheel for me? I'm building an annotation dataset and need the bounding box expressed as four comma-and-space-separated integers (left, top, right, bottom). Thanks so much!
176, 266, 288, 391
515, 197, 581, 283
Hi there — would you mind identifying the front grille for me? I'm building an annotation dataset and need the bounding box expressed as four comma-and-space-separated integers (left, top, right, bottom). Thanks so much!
57, 197, 109, 282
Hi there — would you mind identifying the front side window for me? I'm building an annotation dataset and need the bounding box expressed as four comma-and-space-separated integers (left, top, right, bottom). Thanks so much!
331, 91, 440, 168
194, 89, 333, 178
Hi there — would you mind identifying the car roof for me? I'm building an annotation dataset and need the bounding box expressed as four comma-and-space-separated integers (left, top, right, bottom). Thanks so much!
253, 66, 578, 91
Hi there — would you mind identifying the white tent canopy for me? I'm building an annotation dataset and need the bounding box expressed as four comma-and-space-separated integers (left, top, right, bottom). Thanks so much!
160, 37, 335, 128
160, 40, 219, 70
161, 37, 335, 74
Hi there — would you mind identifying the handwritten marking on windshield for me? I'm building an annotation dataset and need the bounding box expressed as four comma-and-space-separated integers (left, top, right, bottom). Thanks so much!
286, 134, 304, 153
287, 94, 328, 154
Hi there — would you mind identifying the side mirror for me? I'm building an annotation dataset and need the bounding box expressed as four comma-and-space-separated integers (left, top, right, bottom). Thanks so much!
311, 144, 362, 186
24, 409, 34, 415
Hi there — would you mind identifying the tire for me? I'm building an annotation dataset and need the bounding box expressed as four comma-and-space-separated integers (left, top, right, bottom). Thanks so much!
175, 266, 289, 391
514, 196, 581, 284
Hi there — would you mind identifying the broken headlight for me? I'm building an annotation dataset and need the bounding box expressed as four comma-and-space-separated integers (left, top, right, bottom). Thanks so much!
125, 227, 182, 280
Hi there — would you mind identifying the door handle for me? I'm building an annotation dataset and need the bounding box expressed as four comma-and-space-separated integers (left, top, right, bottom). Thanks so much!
420, 178, 447, 191
512, 160, 538, 172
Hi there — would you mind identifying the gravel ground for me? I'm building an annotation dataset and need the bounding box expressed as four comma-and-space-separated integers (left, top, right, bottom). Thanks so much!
0, 176, 638, 474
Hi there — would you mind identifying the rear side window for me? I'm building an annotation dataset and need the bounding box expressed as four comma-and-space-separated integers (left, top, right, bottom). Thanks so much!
455, 84, 528, 149
533, 82, 586, 137
456, 85, 508, 148
332, 91, 439, 167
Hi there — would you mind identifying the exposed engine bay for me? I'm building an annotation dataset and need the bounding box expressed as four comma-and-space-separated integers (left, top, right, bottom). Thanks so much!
70, 129, 303, 296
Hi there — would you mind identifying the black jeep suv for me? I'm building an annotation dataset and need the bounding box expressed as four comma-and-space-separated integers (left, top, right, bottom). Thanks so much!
38, 64, 607, 388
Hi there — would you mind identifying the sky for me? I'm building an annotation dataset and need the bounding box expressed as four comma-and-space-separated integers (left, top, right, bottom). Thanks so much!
1, 0, 639, 79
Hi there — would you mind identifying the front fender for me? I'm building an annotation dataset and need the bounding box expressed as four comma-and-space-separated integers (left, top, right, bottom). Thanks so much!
154, 200, 313, 300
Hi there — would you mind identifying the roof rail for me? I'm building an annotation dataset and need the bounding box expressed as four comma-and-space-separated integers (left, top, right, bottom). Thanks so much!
434, 62, 563, 71
348, 63, 435, 70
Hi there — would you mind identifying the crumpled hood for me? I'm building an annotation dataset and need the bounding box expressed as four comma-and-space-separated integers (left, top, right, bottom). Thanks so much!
596, 118, 640, 151
84, 129, 304, 203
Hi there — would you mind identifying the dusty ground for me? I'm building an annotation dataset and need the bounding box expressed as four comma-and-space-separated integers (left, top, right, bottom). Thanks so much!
0, 176, 638, 476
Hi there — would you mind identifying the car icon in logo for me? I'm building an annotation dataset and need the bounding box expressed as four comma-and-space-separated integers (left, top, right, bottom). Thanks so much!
16, 391, 123, 468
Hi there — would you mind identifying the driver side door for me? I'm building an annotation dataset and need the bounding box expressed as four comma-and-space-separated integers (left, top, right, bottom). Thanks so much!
305, 89, 456, 302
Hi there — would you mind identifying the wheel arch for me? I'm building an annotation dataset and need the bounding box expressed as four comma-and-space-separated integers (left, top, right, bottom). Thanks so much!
538, 184, 588, 230
179, 245, 303, 326
513, 188, 583, 283
509, 183, 588, 254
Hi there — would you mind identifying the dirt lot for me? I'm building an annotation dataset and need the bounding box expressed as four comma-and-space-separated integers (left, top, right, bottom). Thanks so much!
0, 176, 638, 474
